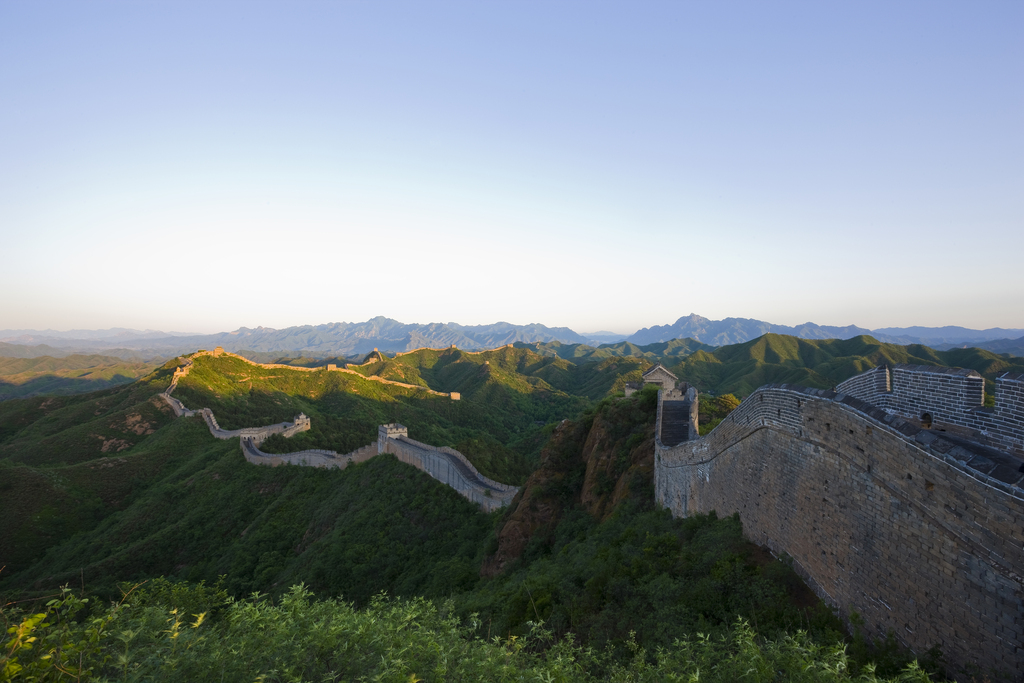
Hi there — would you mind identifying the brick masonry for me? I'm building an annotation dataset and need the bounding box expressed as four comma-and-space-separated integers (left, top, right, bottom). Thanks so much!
380, 424, 519, 512
837, 365, 1024, 455
656, 383, 1024, 679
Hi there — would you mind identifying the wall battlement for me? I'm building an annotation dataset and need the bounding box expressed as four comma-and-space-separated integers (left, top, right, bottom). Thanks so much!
837, 364, 1024, 455
655, 382, 1024, 678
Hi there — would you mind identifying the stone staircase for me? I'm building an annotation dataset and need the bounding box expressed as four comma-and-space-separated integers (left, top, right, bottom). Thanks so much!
659, 400, 692, 447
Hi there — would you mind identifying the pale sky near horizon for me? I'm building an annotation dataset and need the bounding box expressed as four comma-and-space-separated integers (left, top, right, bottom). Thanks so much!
1, 1, 1021, 336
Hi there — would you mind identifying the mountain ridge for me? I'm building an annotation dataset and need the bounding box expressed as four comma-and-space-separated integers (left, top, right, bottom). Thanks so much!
626, 313, 1024, 348
3, 315, 1022, 358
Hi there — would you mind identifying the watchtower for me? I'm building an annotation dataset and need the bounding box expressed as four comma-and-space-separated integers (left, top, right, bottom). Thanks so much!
642, 364, 678, 392
378, 423, 408, 453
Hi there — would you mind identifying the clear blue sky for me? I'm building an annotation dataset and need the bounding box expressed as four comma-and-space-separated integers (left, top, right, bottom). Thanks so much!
2, 1, 1021, 335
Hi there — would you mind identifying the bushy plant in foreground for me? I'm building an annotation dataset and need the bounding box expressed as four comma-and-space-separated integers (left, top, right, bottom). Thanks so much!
2, 584, 934, 682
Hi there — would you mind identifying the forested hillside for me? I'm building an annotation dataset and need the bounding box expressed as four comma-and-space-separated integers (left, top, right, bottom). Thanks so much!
1, 382, 939, 680
0, 335, 970, 679
667, 334, 1024, 397
174, 346, 646, 483
0, 353, 158, 400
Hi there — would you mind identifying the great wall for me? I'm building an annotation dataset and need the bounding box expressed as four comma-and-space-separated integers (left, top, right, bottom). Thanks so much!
160, 343, 1023, 676
159, 347, 516, 511
654, 364, 1024, 679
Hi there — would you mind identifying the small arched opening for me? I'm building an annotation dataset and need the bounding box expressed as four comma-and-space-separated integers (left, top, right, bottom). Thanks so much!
920, 412, 933, 429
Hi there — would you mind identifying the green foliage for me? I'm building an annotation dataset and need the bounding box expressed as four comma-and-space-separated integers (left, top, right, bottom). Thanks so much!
0, 367, 186, 574
671, 334, 1024, 397
0, 354, 158, 401
697, 393, 741, 435
1, 587, 119, 682
0, 585, 935, 682
1, 420, 494, 607
127, 577, 230, 620
458, 509, 845, 657
0, 361, 176, 462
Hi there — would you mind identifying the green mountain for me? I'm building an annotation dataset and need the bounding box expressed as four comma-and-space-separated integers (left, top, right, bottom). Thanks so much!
514, 337, 714, 362
0, 338, 950, 679
669, 333, 1024, 397
0, 346, 645, 579
173, 346, 647, 484
0, 354, 158, 400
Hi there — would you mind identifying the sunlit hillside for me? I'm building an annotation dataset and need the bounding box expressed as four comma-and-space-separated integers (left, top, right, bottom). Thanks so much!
669, 334, 1024, 397
174, 346, 648, 483
0, 353, 159, 400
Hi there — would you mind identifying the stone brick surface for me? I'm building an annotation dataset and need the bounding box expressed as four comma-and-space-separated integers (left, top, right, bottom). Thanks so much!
837, 365, 1024, 455
656, 384, 1024, 679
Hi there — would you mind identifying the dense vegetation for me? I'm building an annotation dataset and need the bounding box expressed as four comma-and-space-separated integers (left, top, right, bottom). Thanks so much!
516, 338, 715, 362
4, 333, 990, 680
173, 346, 646, 483
0, 585, 935, 682
697, 393, 742, 435
666, 334, 1024, 398
0, 354, 157, 401
1, 415, 494, 603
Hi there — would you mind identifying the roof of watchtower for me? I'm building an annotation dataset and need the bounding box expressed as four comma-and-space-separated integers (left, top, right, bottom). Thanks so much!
643, 364, 678, 380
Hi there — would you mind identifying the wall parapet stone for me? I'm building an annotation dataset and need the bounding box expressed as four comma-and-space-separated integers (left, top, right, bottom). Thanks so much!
837, 364, 1024, 455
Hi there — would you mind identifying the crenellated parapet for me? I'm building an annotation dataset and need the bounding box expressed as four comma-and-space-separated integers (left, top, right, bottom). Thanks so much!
837, 364, 1024, 455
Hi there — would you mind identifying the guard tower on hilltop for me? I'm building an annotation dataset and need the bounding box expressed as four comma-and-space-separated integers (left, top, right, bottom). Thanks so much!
624, 363, 680, 397
642, 364, 678, 391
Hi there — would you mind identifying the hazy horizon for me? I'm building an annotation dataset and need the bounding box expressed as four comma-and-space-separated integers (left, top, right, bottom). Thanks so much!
3, 312, 1024, 342
2, 2, 1021, 334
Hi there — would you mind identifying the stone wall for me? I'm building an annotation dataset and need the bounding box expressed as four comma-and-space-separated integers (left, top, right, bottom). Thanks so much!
242, 439, 377, 469
379, 424, 519, 512
656, 384, 1024, 679
834, 364, 890, 398
837, 365, 1024, 455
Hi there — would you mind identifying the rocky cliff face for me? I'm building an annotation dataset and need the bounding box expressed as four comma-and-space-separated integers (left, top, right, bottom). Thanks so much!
481, 393, 656, 578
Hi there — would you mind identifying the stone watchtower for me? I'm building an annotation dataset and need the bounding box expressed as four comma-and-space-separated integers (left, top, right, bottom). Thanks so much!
642, 364, 678, 392
378, 423, 408, 454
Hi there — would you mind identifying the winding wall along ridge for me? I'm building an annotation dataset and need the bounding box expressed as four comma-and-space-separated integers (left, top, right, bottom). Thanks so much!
160, 351, 517, 510
656, 383, 1024, 679
189, 347, 454, 396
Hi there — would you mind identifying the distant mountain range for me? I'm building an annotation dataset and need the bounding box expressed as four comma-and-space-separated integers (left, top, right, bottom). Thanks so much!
0, 318, 590, 358
624, 314, 1024, 349
1, 314, 1021, 359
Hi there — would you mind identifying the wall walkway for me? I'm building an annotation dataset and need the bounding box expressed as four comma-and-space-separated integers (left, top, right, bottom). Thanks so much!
380, 426, 519, 512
